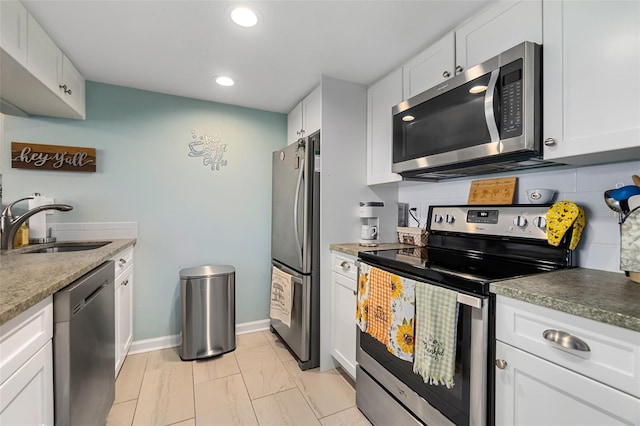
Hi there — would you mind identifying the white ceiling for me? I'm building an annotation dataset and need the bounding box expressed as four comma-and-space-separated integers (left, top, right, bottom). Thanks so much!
22, 0, 492, 114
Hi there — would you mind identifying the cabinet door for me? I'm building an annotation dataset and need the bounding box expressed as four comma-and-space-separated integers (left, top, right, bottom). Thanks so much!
114, 265, 133, 377
26, 13, 62, 95
455, 0, 542, 72
367, 68, 403, 185
543, 0, 640, 164
302, 85, 321, 137
495, 341, 640, 426
0, 341, 54, 426
0, 0, 28, 66
287, 102, 303, 145
331, 271, 357, 379
60, 54, 86, 118
402, 32, 455, 99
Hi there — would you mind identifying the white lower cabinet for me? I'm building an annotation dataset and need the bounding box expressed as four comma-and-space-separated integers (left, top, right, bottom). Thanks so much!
330, 252, 358, 378
0, 297, 54, 426
495, 295, 640, 425
113, 247, 134, 377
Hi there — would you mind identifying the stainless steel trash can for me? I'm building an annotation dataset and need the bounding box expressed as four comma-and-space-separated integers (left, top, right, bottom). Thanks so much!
179, 265, 236, 360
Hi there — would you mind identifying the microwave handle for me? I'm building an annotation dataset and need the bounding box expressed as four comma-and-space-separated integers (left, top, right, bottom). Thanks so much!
484, 69, 500, 143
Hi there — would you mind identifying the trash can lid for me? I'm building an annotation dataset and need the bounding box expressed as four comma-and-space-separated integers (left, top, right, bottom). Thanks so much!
180, 265, 235, 279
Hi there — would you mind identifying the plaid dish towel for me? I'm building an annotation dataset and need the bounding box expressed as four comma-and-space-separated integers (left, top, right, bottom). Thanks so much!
366, 266, 393, 346
413, 282, 459, 388
356, 263, 371, 332
387, 274, 416, 361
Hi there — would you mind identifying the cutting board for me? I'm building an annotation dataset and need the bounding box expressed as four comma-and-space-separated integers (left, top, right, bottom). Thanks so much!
467, 177, 517, 205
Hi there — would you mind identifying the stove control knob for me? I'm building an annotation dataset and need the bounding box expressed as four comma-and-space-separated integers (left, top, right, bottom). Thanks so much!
533, 216, 547, 229
513, 216, 528, 228
433, 214, 443, 223
445, 214, 455, 224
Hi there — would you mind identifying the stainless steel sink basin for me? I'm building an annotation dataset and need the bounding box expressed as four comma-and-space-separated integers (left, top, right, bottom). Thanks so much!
23, 242, 111, 254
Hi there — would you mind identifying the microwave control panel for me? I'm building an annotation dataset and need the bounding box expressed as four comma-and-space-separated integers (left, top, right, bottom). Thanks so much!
500, 59, 524, 138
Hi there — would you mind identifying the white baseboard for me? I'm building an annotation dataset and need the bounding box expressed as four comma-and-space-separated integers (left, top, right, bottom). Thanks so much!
128, 319, 270, 354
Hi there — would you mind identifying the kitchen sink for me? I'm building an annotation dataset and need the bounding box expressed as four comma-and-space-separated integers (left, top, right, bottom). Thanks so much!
23, 242, 111, 253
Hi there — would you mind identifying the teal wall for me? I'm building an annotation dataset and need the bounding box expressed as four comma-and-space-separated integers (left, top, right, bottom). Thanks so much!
2, 82, 287, 340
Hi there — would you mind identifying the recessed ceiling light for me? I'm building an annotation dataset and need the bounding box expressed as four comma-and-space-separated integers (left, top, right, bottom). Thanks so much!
231, 7, 258, 27
215, 76, 235, 87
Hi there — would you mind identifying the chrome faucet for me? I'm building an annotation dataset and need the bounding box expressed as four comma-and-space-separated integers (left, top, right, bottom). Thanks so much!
1, 197, 73, 250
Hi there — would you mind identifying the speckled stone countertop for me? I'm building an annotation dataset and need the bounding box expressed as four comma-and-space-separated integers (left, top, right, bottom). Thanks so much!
491, 268, 640, 332
0, 239, 136, 326
329, 242, 416, 257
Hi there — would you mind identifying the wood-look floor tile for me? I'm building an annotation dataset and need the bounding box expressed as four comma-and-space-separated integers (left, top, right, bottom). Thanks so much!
236, 331, 270, 351
236, 344, 296, 399
106, 400, 137, 426
133, 363, 194, 425
319, 407, 372, 426
252, 388, 321, 426
284, 360, 356, 418
169, 418, 195, 426
261, 330, 296, 363
194, 374, 258, 426
115, 353, 148, 403
145, 347, 184, 371
192, 352, 240, 385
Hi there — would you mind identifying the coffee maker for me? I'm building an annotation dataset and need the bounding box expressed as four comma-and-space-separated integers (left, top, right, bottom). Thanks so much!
359, 201, 384, 247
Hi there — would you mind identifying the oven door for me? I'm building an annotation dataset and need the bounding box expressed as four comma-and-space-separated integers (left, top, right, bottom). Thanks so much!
356, 268, 489, 426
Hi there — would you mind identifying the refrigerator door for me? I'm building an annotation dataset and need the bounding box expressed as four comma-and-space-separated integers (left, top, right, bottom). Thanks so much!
271, 137, 314, 273
270, 260, 312, 362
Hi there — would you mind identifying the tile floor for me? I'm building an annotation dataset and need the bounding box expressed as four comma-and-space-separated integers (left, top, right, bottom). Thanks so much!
106, 330, 372, 426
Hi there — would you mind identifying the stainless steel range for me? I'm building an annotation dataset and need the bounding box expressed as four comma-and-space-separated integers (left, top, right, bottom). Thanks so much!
356, 204, 573, 426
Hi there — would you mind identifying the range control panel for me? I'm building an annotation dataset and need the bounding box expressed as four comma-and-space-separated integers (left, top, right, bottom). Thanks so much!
428, 205, 551, 240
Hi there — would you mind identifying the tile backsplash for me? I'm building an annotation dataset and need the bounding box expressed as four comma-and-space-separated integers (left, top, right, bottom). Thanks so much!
398, 160, 640, 273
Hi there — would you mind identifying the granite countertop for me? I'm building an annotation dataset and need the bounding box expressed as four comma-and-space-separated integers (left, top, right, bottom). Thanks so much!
491, 268, 640, 332
329, 242, 417, 257
0, 239, 136, 326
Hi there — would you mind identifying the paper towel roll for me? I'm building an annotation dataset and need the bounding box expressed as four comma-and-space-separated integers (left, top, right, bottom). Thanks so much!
28, 195, 53, 240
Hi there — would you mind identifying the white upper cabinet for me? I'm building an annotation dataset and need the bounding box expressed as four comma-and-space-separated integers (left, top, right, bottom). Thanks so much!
367, 68, 403, 185
287, 85, 321, 145
542, 0, 640, 165
0, 1, 85, 119
402, 32, 455, 100
0, 1, 28, 66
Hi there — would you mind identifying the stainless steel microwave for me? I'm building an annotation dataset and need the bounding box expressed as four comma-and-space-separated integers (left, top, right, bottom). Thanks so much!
392, 42, 552, 180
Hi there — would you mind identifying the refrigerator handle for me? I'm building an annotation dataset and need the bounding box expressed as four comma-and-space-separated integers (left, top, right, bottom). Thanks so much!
293, 158, 305, 267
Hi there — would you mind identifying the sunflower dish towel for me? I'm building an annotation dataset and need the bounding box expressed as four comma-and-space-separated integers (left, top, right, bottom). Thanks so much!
366, 266, 393, 346
413, 282, 459, 388
546, 201, 586, 250
356, 263, 370, 332
387, 274, 416, 361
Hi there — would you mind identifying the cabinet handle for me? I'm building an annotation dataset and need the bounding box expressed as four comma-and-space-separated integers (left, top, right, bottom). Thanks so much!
340, 261, 351, 270
495, 359, 508, 369
353, 290, 357, 296
455, 65, 464, 74
59, 84, 72, 95
122, 279, 129, 286
543, 329, 591, 352
442, 71, 450, 78
119, 258, 127, 266
544, 138, 557, 146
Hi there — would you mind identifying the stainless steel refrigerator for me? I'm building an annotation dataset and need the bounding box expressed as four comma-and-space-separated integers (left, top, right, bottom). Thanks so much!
270, 131, 320, 370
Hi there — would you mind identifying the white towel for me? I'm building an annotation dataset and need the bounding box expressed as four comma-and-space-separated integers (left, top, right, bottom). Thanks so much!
270, 267, 293, 327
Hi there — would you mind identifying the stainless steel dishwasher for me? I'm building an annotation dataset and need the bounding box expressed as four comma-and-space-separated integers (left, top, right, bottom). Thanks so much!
53, 261, 115, 426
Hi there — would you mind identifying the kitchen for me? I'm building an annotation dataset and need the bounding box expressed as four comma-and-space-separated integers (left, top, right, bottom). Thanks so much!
1, 0, 639, 425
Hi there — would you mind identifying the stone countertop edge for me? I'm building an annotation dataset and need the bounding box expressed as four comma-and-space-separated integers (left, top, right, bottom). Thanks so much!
490, 268, 640, 333
329, 242, 417, 257
0, 239, 136, 326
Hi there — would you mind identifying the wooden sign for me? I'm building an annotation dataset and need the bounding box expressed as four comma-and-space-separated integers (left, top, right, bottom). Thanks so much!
11, 142, 96, 172
467, 177, 517, 205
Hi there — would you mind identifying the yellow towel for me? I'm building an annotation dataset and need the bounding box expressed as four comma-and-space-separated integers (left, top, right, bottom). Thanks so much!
546, 201, 586, 250
356, 263, 370, 332
366, 267, 393, 346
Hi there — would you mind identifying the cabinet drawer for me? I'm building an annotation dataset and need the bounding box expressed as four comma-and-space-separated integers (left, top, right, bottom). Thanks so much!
112, 247, 133, 278
0, 297, 53, 384
496, 295, 640, 398
331, 252, 357, 280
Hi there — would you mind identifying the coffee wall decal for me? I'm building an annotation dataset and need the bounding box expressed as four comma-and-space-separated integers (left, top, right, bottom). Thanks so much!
187, 128, 228, 171
11, 142, 96, 172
